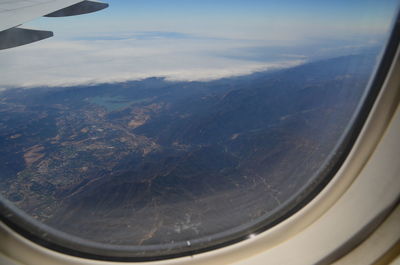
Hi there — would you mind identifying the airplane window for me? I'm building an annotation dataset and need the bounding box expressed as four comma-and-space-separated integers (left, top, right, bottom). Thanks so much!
0, 0, 399, 261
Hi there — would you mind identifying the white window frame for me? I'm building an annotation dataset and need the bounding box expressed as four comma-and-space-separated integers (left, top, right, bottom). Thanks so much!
1, 16, 400, 265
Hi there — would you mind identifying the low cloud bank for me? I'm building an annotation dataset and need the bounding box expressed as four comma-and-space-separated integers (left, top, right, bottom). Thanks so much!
0, 32, 376, 89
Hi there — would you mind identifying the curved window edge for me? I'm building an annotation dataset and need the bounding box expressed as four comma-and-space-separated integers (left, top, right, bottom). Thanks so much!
0, 8, 400, 264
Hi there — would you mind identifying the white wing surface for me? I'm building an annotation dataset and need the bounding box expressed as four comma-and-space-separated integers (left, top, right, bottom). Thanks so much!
0, 0, 108, 50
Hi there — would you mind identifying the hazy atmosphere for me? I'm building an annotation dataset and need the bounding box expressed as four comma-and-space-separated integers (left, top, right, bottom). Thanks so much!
0, 0, 397, 88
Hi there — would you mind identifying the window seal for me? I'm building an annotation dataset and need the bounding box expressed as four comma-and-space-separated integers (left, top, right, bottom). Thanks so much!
1, 8, 400, 263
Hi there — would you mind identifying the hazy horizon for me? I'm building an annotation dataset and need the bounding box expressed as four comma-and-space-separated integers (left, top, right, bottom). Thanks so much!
0, 0, 398, 88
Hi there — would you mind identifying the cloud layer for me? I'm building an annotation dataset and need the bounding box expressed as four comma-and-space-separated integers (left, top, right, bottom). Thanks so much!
0, 31, 383, 89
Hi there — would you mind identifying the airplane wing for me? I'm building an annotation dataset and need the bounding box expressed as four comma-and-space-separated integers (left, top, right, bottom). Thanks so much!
0, 0, 108, 50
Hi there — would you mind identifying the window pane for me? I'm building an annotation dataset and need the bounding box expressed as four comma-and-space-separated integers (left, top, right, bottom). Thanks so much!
0, 0, 399, 259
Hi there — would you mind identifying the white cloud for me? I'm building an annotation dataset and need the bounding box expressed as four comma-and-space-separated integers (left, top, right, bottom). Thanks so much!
0, 34, 304, 89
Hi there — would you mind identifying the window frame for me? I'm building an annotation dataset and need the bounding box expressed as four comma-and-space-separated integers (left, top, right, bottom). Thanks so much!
1, 7, 400, 265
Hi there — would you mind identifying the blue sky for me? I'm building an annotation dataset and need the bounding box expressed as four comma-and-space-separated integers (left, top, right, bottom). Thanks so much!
0, 0, 399, 88
104, 0, 395, 21
106, 0, 395, 20
29, 0, 399, 41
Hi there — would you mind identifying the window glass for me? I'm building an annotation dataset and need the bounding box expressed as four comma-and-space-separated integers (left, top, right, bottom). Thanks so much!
0, 0, 399, 259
